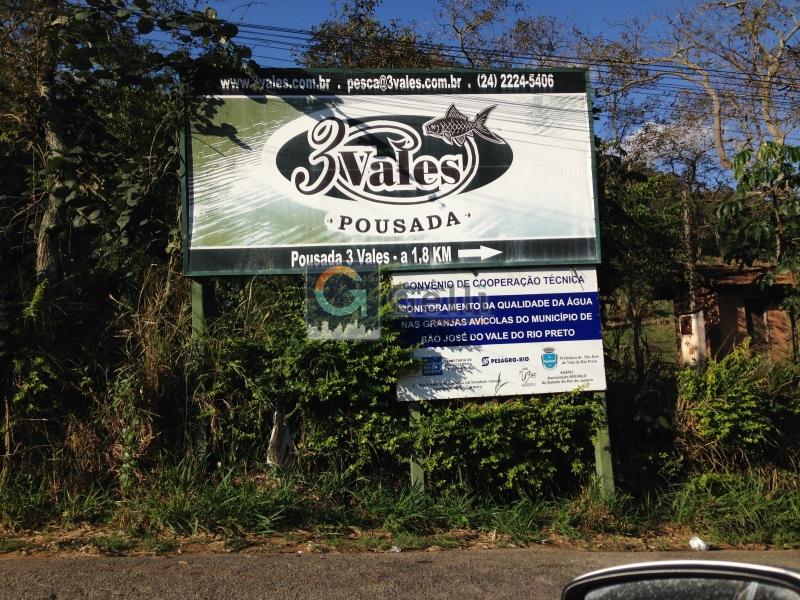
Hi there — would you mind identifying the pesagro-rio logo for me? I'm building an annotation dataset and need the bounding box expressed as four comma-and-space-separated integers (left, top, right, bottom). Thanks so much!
275, 105, 513, 206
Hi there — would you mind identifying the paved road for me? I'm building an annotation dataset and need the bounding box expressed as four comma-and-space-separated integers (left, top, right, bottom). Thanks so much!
1, 549, 799, 599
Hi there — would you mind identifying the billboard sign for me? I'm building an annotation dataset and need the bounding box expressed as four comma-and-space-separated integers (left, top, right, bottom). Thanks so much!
185, 68, 599, 275
392, 266, 606, 400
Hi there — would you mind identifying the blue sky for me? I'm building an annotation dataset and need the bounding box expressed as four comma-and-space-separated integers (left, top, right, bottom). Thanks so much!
215, 0, 675, 66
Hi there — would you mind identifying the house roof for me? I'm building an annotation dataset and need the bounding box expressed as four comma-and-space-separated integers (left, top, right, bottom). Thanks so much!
696, 264, 795, 287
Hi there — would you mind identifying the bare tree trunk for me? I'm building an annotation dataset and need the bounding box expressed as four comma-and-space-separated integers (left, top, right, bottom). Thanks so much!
632, 317, 645, 383
2, 394, 11, 484
697, 72, 732, 170
626, 299, 645, 384
683, 189, 697, 313
35, 193, 61, 283
35, 75, 68, 284
34, 0, 69, 285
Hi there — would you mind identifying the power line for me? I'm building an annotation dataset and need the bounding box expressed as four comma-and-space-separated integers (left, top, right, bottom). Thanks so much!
228, 24, 800, 101
153, 45, 800, 142
234, 22, 800, 88
63, 1, 800, 143
63, 1, 800, 89
228, 31, 800, 115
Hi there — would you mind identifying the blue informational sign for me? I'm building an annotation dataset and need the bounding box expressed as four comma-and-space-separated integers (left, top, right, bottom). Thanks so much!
392, 267, 606, 400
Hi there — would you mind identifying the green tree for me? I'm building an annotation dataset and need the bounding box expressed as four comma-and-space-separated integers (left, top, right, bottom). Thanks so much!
0, 0, 246, 484
596, 142, 687, 381
718, 142, 800, 359
301, 0, 446, 68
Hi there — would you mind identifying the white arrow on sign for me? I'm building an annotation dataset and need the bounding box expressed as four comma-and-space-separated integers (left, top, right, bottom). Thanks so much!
457, 245, 503, 260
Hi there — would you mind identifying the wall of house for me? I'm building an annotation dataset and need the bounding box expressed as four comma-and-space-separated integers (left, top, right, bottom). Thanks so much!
711, 291, 745, 357
766, 304, 794, 362
705, 287, 794, 362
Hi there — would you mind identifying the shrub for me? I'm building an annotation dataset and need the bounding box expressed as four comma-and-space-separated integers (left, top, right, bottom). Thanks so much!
676, 341, 800, 468
410, 393, 598, 497
604, 346, 680, 493
191, 276, 416, 471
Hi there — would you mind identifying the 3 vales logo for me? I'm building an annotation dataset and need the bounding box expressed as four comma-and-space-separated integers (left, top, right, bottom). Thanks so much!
275, 105, 513, 207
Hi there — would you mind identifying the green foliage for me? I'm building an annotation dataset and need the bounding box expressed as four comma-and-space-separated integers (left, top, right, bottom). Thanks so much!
9, 464, 800, 548
719, 142, 800, 360
677, 342, 800, 466
192, 276, 415, 469
186, 275, 603, 497
718, 142, 800, 284
301, 0, 446, 68
3, 0, 800, 550
486, 497, 548, 543
604, 346, 681, 493
22, 282, 48, 320
3, 355, 60, 476
2, 0, 250, 265
350, 485, 474, 533
596, 144, 687, 304
11, 356, 57, 410
0, 475, 112, 531
0, 0, 249, 489
130, 462, 298, 536
595, 142, 687, 384
410, 394, 597, 496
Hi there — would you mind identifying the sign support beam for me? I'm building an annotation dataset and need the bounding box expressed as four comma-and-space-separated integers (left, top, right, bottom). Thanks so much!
408, 402, 425, 490
191, 279, 214, 456
191, 280, 206, 341
592, 392, 615, 499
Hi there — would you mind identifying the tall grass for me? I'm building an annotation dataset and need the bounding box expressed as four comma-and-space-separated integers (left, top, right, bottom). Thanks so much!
0, 475, 112, 531
4, 462, 800, 548
122, 461, 302, 536
665, 469, 800, 545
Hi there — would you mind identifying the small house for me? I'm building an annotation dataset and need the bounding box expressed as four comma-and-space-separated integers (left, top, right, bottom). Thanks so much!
692, 264, 797, 362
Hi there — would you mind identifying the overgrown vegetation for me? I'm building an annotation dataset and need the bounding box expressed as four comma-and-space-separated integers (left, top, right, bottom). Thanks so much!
676, 342, 800, 469
2, 0, 800, 552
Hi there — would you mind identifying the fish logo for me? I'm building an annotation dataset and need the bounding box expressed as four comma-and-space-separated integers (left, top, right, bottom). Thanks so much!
423, 104, 505, 147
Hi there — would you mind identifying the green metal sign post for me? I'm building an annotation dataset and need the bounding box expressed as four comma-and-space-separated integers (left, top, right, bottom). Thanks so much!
408, 402, 425, 490
191, 280, 206, 342
592, 392, 615, 499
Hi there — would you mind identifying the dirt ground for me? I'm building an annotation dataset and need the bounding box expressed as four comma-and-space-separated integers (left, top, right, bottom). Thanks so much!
1, 524, 792, 559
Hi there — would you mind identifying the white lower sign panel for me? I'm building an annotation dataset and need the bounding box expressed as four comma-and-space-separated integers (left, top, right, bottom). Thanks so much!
393, 267, 606, 400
